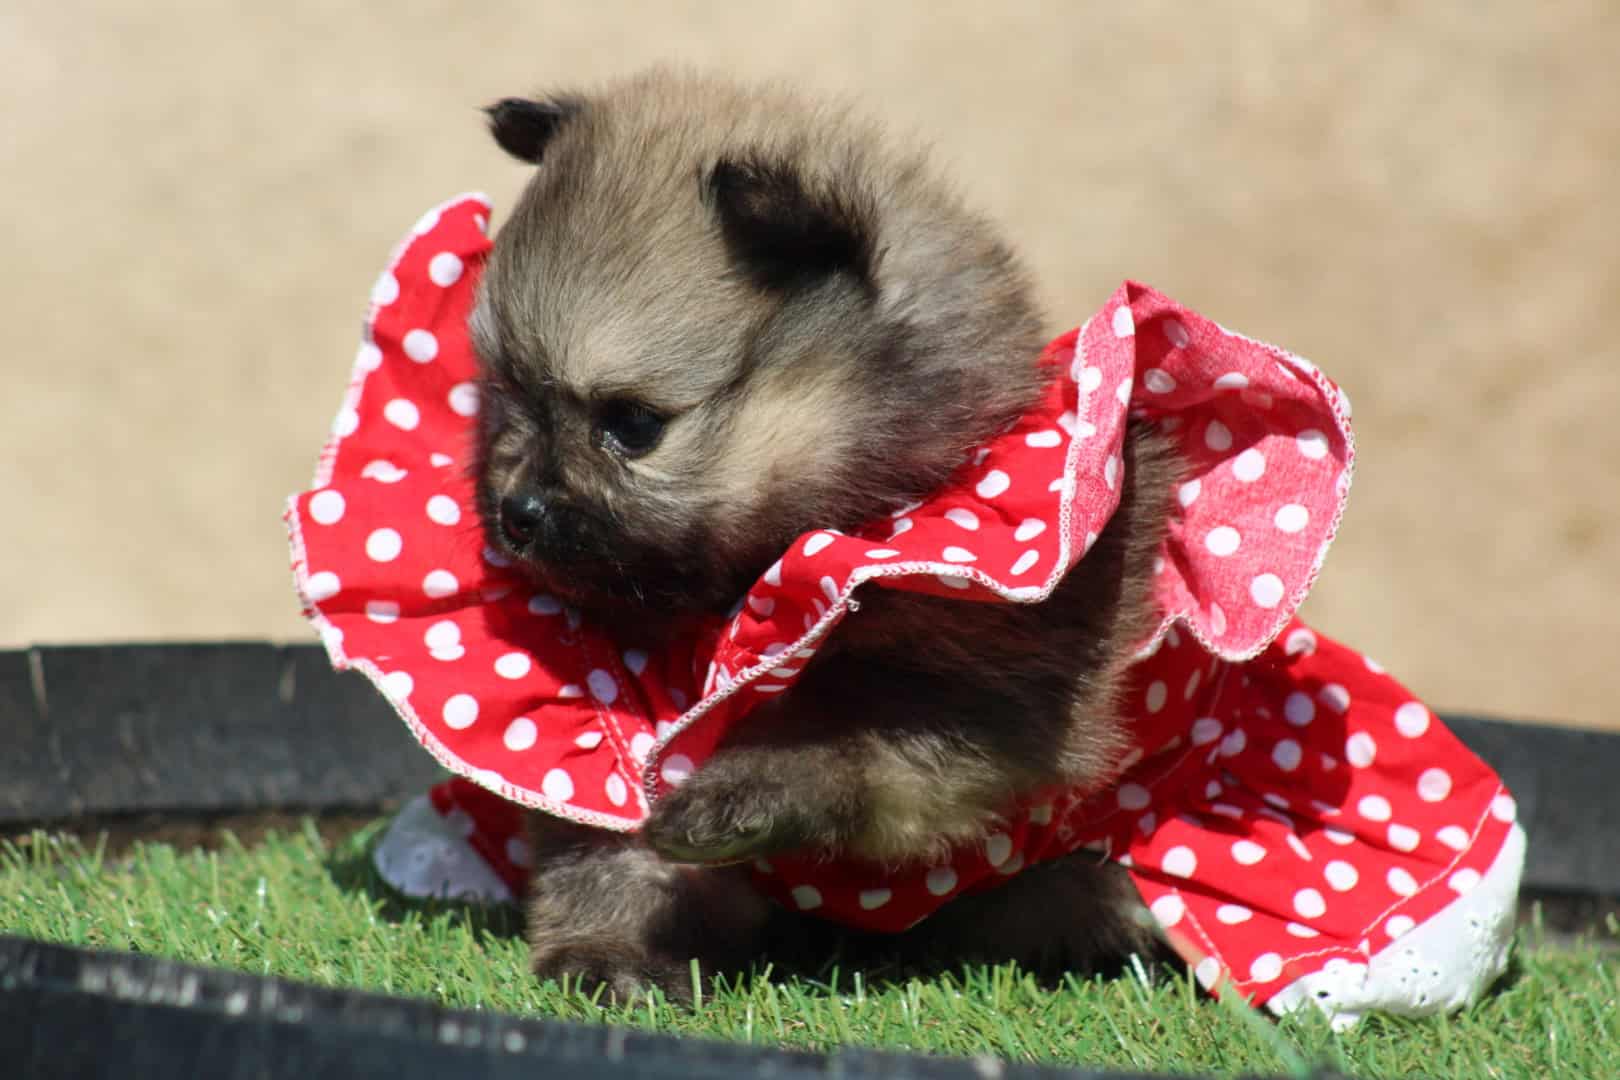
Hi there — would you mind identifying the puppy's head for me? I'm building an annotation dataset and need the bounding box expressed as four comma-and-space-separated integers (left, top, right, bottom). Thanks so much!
471, 71, 1045, 614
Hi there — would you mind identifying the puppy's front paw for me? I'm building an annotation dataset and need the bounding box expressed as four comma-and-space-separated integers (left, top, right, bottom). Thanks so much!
643, 750, 828, 864
532, 940, 690, 1005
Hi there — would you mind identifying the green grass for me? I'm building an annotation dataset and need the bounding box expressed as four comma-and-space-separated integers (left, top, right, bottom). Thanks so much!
2, 822, 1614, 1079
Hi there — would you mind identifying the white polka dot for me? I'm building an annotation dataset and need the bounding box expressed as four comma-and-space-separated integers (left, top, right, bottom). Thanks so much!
1213, 372, 1248, 391
302, 571, 340, 603
660, 754, 694, 786
1195, 957, 1222, 990
1358, 794, 1392, 822
1077, 365, 1103, 394
1205, 420, 1233, 452
494, 652, 531, 679
1144, 681, 1169, 714
620, 649, 648, 677
1220, 729, 1247, 757
1387, 868, 1418, 896
1364, 655, 1386, 674
428, 251, 464, 287
1249, 953, 1283, 983
863, 548, 900, 560
1325, 860, 1359, 891
803, 532, 835, 557
995, 852, 1025, 876
503, 716, 537, 751
431, 452, 454, 468
440, 696, 476, 731
1216, 904, 1253, 925
1104, 454, 1119, 490
1285, 628, 1317, 656
423, 570, 459, 598
361, 459, 407, 484
1177, 479, 1201, 507
1286, 922, 1320, 939
1346, 732, 1377, 768
935, 574, 971, 590
383, 399, 420, 431
1207, 602, 1227, 636
1249, 573, 1285, 608
365, 528, 403, 562
1232, 448, 1266, 483
1227, 839, 1265, 867
1273, 503, 1310, 533
371, 270, 400, 306
1436, 825, 1471, 851
1005, 518, 1045, 544
1111, 305, 1135, 337
380, 672, 413, 700
1118, 783, 1151, 811
1272, 739, 1303, 772
790, 885, 823, 910
984, 833, 1013, 866
1285, 833, 1313, 861
1150, 894, 1185, 926
1317, 684, 1350, 714
604, 774, 629, 807
1395, 702, 1431, 738
1024, 429, 1062, 448
1028, 802, 1054, 825
1292, 888, 1326, 919
1388, 823, 1420, 852
366, 600, 400, 624
1144, 368, 1177, 394
1184, 669, 1202, 700
1161, 846, 1197, 877
975, 470, 1011, 499
541, 768, 575, 801
505, 836, 533, 869
309, 489, 346, 525
1418, 768, 1453, 803
1386, 915, 1416, 939
940, 508, 980, 532
1449, 868, 1481, 895
858, 888, 892, 910
447, 382, 480, 417
1006, 549, 1039, 577
925, 866, 958, 895
1191, 716, 1222, 745
1323, 825, 1355, 846
1296, 428, 1329, 459
423, 620, 460, 652
1282, 692, 1315, 727
1204, 526, 1240, 557
424, 494, 461, 526
1115, 376, 1133, 405
403, 329, 439, 363
942, 546, 977, 564
574, 730, 604, 750
587, 669, 619, 704
1163, 319, 1191, 348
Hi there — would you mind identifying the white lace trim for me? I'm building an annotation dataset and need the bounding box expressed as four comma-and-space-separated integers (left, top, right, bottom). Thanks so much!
371, 794, 515, 904
1268, 822, 1526, 1030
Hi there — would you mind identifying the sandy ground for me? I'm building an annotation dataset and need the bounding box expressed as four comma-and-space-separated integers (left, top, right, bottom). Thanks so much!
3, 3, 1616, 729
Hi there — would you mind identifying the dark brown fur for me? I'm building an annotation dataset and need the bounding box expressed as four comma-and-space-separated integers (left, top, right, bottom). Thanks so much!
470, 69, 1177, 1001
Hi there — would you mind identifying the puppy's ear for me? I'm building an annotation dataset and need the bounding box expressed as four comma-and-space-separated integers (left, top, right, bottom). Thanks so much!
707, 157, 873, 293
485, 96, 582, 164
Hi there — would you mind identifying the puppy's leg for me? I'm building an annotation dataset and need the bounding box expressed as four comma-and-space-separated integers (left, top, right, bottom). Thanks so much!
895, 853, 1164, 976
643, 661, 1086, 865
525, 814, 774, 1002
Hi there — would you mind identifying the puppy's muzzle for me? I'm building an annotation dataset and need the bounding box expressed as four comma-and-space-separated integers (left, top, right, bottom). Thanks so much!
499, 492, 597, 564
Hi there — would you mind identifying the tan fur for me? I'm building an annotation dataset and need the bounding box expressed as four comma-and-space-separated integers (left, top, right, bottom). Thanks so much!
469, 69, 1176, 1001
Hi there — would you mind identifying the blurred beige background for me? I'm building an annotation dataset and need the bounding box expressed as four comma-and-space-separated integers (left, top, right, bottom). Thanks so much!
3, 2, 1616, 728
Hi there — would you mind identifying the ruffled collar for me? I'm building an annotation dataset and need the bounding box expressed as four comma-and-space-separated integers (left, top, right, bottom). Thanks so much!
285, 193, 1353, 830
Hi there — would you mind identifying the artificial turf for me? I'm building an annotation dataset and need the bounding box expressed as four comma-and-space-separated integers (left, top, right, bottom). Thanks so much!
1, 821, 1613, 1079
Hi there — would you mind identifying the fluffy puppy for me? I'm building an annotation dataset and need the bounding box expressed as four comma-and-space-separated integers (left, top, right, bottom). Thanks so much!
469, 69, 1176, 999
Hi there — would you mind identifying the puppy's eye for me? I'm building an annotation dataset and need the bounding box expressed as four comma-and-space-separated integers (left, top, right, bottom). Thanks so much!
596, 399, 666, 456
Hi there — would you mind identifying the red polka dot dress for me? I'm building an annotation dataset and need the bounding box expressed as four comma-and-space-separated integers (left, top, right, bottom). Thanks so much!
287, 196, 1524, 1027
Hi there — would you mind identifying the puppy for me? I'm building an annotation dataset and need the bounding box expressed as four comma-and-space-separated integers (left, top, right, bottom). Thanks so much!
468, 70, 1176, 999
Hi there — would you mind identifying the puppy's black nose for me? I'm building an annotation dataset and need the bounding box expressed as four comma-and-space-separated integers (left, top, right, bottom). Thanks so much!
499, 493, 546, 547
